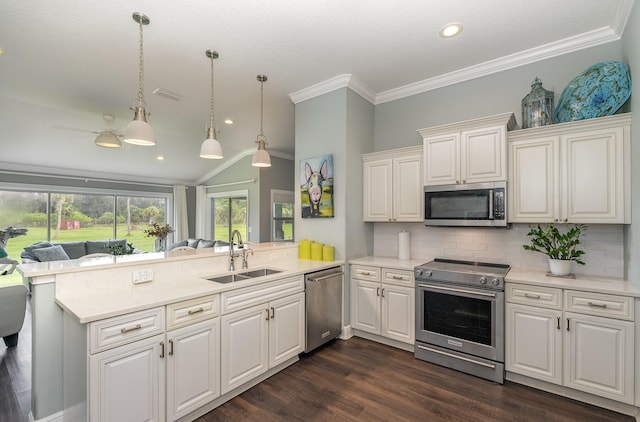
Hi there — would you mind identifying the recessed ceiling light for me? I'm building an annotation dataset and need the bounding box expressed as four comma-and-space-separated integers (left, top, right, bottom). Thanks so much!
439, 23, 463, 38
224, 119, 234, 125
0, 48, 5, 56
157, 155, 165, 161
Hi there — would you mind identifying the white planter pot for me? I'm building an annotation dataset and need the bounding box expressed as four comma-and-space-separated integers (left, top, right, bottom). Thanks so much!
548, 259, 572, 276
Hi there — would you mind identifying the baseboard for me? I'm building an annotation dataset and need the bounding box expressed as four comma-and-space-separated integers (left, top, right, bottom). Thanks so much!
351, 329, 414, 352
339, 324, 353, 339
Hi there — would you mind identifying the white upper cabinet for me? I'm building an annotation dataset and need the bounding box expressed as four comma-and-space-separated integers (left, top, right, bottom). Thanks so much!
418, 113, 517, 186
508, 113, 631, 224
363, 145, 423, 222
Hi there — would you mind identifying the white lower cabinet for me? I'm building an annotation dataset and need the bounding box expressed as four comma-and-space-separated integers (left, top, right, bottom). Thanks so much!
89, 333, 166, 422
351, 265, 414, 344
220, 291, 305, 395
506, 283, 635, 405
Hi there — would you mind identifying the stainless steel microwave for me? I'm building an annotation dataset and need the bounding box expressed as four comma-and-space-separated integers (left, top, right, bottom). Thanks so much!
424, 181, 507, 227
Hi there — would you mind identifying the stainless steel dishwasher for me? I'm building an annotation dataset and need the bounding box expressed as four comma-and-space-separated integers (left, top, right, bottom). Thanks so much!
304, 266, 343, 352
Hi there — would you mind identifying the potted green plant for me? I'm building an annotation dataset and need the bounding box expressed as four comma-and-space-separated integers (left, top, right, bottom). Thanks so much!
522, 224, 587, 276
144, 222, 174, 252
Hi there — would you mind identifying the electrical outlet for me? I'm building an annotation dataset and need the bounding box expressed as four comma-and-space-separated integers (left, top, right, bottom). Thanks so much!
132, 268, 154, 284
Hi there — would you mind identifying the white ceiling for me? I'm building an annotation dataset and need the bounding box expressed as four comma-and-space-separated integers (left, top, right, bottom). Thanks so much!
0, 0, 633, 185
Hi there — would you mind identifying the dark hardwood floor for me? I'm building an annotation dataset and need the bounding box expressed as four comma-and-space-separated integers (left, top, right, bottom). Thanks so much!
0, 296, 31, 422
0, 303, 634, 422
199, 337, 634, 422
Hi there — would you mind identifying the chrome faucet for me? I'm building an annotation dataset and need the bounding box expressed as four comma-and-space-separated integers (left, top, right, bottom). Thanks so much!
241, 246, 253, 269
229, 230, 243, 271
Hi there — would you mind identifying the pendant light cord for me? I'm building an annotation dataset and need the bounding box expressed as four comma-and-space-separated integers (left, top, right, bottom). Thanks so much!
259, 78, 264, 137
210, 54, 215, 130
137, 18, 145, 105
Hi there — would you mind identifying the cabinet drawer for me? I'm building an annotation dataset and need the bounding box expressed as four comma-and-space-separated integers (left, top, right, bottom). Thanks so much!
506, 283, 562, 309
220, 275, 304, 314
351, 265, 381, 282
564, 291, 634, 321
166, 294, 219, 331
382, 268, 413, 286
90, 307, 165, 354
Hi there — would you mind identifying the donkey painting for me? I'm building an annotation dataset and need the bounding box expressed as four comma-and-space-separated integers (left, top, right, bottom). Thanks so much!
301, 155, 334, 218
0, 226, 28, 275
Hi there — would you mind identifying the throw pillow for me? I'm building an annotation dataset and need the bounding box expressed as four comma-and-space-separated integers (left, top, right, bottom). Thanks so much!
86, 240, 110, 255
167, 240, 188, 251
57, 241, 87, 259
22, 241, 54, 261
197, 239, 216, 248
32, 245, 70, 262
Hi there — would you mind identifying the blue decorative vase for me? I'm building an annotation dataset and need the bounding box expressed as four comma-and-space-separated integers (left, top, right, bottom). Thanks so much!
555, 61, 632, 123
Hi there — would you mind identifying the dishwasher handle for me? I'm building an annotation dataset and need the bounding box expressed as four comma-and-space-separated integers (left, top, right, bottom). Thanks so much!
307, 271, 344, 282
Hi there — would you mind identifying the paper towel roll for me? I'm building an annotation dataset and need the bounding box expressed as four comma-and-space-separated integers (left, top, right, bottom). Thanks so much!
398, 231, 411, 259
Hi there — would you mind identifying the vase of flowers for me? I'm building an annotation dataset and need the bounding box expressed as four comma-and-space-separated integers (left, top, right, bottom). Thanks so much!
522, 224, 587, 276
144, 222, 174, 252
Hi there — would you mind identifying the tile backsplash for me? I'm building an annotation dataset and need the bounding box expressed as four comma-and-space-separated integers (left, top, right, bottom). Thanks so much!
373, 223, 624, 278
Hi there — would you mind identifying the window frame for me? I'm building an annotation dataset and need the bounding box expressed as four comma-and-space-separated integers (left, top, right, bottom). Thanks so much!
270, 189, 294, 242
207, 189, 249, 243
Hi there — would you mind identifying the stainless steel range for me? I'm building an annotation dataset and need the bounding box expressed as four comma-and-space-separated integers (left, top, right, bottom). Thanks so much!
414, 258, 510, 383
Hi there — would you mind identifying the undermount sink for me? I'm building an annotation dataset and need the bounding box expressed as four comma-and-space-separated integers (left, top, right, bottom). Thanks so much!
207, 267, 283, 284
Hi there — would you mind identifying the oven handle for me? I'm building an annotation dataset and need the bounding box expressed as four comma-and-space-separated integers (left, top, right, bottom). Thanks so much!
418, 283, 497, 298
417, 344, 496, 369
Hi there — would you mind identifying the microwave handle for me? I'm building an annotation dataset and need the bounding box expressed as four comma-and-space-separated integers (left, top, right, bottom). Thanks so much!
488, 190, 494, 220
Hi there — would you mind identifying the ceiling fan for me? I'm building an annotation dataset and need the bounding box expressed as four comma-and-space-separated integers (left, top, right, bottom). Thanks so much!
93, 114, 123, 148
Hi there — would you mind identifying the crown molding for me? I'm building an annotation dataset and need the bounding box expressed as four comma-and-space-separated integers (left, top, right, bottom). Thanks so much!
289, 74, 376, 104
375, 26, 621, 104
611, 0, 635, 35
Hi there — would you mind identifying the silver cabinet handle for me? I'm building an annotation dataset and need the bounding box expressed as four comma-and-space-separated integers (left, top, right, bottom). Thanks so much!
556, 316, 560, 330
160, 342, 165, 358
308, 272, 344, 282
376, 287, 380, 297
381, 288, 385, 298
587, 301, 607, 308
168, 339, 174, 356
188, 307, 205, 315
120, 324, 142, 333
270, 306, 275, 319
524, 293, 541, 299
360, 271, 372, 276
419, 283, 496, 298
566, 318, 570, 331
265, 309, 270, 321
392, 275, 404, 280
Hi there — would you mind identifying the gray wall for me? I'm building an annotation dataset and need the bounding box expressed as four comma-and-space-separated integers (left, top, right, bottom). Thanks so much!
374, 43, 625, 150
258, 156, 296, 242
622, 3, 640, 287
201, 155, 295, 243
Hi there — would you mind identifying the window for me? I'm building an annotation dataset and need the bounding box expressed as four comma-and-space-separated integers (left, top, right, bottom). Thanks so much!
210, 190, 248, 243
271, 190, 293, 241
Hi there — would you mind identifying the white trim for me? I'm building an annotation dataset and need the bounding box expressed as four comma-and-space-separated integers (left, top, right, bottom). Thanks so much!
289, 74, 376, 105
29, 410, 64, 422
288, 22, 629, 106
270, 189, 294, 242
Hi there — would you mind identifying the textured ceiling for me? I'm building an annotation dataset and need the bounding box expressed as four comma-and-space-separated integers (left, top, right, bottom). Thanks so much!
0, 0, 632, 185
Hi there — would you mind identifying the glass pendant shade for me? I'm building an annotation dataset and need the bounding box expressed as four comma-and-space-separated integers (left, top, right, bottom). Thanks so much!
124, 106, 155, 145
95, 132, 123, 148
200, 127, 223, 159
252, 138, 271, 167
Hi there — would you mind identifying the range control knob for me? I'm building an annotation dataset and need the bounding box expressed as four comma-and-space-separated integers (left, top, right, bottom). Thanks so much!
425, 270, 433, 277
492, 278, 500, 286
479, 277, 487, 284
416, 269, 423, 277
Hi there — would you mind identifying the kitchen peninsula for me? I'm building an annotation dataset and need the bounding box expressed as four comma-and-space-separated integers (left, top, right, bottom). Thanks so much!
19, 243, 343, 422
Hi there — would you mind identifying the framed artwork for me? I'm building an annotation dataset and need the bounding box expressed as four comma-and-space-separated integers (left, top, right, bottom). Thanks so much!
300, 154, 334, 218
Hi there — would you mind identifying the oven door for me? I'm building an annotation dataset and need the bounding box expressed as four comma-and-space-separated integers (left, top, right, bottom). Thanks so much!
416, 281, 504, 362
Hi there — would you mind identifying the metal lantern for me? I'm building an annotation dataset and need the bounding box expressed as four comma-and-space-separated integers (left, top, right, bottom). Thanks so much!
522, 77, 554, 129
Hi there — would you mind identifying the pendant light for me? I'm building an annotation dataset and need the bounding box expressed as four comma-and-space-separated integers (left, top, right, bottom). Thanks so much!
200, 50, 223, 159
252, 75, 271, 167
124, 12, 155, 146
95, 114, 123, 148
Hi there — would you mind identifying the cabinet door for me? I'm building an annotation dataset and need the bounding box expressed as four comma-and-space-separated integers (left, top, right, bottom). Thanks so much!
381, 284, 414, 344
508, 137, 559, 223
461, 125, 506, 183
269, 292, 305, 367
562, 127, 626, 223
393, 154, 423, 222
363, 158, 393, 221
166, 318, 220, 421
351, 279, 381, 334
89, 334, 165, 422
564, 312, 634, 404
423, 133, 459, 185
220, 303, 269, 395
505, 303, 562, 385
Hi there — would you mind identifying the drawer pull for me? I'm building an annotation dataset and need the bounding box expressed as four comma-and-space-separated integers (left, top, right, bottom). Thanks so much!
188, 307, 205, 315
524, 293, 541, 299
361, 271, 372, 276
120, 324, 142, 334
587, 301, 607, 308
392, 275, 404, 280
